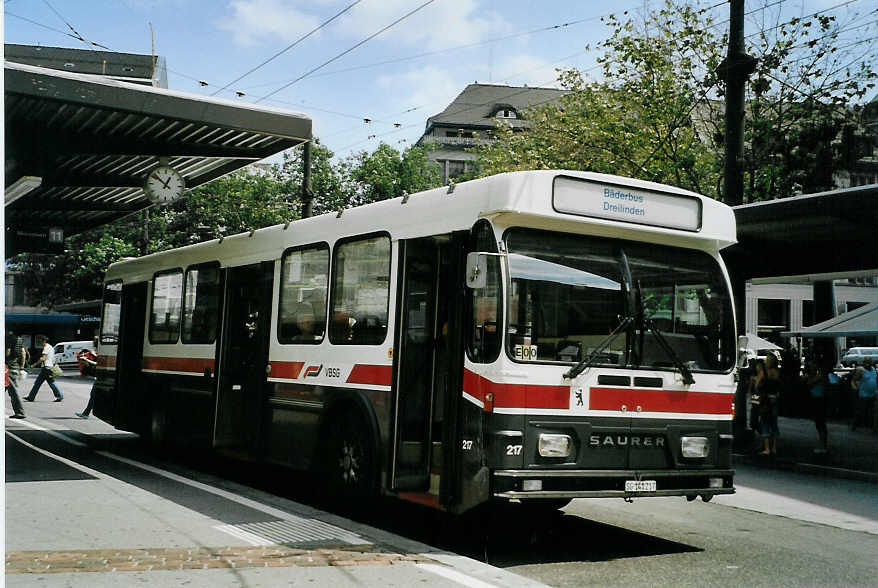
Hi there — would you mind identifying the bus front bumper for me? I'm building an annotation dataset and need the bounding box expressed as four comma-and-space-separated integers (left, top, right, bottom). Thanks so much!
493, 468, 735, 499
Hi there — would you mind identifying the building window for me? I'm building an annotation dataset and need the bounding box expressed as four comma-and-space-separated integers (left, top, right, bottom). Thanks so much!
182, 263, 221, 344
448, 160, 466, 179
495, 109, 518, 119
330, 234, 391, 345
150, 269, 183, 344
278, 244, 329, 344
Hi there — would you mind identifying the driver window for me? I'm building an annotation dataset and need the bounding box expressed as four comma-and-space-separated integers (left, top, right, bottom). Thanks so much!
467, 221, 501, 363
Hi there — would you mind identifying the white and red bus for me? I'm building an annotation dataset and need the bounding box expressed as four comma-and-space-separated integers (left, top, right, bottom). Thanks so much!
93, 170, 737, 513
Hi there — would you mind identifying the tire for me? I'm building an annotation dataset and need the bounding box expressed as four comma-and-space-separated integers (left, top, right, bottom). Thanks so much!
324, 411, 376, 501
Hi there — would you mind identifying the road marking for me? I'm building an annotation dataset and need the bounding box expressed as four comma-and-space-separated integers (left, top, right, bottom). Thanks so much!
5, 431, 103, 479
417, 563, 501, 588
6, 415, 88, 447
214, 524, 275, 546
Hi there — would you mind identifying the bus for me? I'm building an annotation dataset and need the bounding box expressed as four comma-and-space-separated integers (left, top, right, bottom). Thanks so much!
93, 170, 737, 514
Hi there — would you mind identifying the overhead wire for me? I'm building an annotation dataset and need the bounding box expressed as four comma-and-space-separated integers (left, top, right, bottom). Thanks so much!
210, 0, 361, 97
255, 0, 438, 103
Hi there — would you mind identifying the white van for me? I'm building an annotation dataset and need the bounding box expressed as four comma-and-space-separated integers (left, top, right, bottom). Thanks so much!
53, 341, 94, 369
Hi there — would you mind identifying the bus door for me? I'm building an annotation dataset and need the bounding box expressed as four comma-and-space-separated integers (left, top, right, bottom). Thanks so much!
392, 237, 444, 491
111, 282, 148, 432
214, 262, 273, 452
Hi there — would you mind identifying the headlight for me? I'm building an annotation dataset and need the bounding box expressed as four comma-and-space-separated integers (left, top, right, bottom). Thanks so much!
538, 434, 572, 457
681, 436, 710, 458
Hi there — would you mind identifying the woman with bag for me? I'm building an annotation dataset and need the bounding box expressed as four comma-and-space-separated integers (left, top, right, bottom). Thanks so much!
24, 335, 64, 402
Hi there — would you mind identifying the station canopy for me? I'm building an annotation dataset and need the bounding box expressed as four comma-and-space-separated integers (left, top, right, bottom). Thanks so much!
723, 184, 878, 280
5, 61, 312, 256
783, 302, 878, 338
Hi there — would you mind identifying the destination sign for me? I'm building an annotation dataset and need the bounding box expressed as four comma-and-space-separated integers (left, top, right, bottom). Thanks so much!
553, 176, 702, 231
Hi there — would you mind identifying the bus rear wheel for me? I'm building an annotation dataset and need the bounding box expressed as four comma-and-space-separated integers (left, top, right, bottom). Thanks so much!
325, 411, 375, 502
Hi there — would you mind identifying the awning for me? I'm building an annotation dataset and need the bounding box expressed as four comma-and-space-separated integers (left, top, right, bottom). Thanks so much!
739, 332, 782, 350
783, 302, 878, 338
5, 60, 312, 256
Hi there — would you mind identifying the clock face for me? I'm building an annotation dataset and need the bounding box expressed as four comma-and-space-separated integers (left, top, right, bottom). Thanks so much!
145, 165, 185, 204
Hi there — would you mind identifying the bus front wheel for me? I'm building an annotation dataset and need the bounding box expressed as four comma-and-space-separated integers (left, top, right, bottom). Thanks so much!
325, 411, 375, 501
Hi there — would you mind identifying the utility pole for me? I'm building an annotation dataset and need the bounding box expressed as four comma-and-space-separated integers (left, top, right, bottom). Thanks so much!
301, 141, 314, 219
719, 0, 756, 206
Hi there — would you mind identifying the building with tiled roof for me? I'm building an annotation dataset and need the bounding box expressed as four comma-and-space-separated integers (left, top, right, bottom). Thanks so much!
417, 83, 566, 182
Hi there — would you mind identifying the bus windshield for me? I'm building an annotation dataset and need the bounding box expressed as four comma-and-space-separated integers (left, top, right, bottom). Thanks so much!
505, 228, 735, 372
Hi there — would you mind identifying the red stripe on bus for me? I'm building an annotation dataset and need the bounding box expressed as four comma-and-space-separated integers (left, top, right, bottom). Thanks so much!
397, 492, 441, 510
270, 361, 305, 379
589, 387, 732, 415
346, 364, 392, 386
142, 357, 215, 373
463, 369, 569, 409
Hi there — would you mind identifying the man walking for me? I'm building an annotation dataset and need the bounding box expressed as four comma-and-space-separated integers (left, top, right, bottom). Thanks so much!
5, 331, 27, 418
24, 335, 63, 402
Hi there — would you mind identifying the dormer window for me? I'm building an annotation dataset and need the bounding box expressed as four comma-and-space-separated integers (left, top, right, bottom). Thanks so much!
495, 109, 518, 119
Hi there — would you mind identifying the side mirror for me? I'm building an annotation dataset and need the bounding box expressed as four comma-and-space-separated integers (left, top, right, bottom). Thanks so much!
465, 252, 487, 289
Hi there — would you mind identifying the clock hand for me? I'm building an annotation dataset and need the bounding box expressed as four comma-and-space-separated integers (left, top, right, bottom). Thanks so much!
161, 173, 172, 189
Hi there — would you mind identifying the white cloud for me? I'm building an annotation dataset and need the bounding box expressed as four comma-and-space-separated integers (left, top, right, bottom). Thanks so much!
336, 0, 511, 51
218, 0, 511, 50
491, 54, 565, 89
376, 65, 463, 119
218, 0, 325, 46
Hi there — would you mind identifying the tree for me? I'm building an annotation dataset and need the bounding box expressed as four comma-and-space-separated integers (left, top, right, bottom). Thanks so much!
476, 0, 876, 202
273, 140, 350, 216
349, 143, 442, 203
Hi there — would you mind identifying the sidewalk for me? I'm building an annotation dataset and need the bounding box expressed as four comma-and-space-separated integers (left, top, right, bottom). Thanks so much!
735, 416, 878, 483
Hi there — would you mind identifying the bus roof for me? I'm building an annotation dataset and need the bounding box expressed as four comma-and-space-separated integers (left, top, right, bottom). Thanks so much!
106, 170, 736, 282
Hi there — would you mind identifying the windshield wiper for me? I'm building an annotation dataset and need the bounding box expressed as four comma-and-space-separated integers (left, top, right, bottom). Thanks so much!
564, 315, 634, 380
632, 279, 694, 385
644, 318, 696, 385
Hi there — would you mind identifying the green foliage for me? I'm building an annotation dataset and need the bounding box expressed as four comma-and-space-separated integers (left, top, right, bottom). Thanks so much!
349, 143, 442, 202
477, 0, 876, 202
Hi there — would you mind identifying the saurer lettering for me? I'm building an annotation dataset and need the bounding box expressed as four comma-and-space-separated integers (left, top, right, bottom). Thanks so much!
589, 435, 665, 448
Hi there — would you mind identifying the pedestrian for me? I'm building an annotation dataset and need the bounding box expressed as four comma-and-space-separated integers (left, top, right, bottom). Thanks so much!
24, 335, 63, 402
759, 353, 781, 456
5, 331, 27, 418
806, 363, 828, 453
850, 356, 876, 431
747, 359, 765, 434
75, 387, 95, 419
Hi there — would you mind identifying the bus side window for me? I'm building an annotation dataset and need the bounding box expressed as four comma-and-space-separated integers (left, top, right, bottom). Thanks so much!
330, 234, 391, 346
149, 269, 183, 344
278, 244, 329, 344
467, 221, 501, 363
182, 263, 221, 344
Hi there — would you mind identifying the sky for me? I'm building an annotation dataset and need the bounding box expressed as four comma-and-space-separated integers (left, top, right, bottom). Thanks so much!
3, 0, 872, 161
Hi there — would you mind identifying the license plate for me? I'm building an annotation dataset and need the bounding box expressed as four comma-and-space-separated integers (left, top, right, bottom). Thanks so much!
625, 480, 657, 492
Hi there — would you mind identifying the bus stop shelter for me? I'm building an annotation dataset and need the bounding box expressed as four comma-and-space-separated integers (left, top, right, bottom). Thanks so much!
5, 60, 312, 256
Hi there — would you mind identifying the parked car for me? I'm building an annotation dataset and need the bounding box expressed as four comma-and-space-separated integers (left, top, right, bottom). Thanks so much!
840, 347, 878, 367
53, 340, 93, 370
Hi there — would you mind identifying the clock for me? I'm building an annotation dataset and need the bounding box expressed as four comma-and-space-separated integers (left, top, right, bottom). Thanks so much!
144, 165, 185, 204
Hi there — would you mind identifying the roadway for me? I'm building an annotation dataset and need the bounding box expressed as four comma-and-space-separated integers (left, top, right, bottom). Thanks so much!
6, 375, 878, 587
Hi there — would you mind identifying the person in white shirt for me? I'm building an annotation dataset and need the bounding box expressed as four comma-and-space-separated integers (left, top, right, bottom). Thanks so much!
24, 335, 63, 402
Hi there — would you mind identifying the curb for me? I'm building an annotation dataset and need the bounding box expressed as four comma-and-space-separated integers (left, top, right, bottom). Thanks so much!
733, 453, 878, 484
